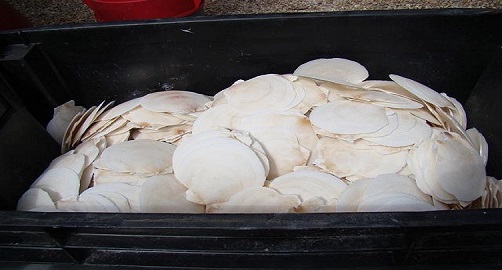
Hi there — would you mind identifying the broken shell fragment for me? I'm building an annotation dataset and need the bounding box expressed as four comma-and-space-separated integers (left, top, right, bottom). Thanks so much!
238, 126, 310, 179
46, 100, 86, 144
131, 124, 191, 143
289, 77, 329, 113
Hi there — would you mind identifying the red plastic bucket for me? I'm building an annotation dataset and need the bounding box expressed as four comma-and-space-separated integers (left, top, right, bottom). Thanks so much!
82, 0, 204, 22
0, 0, 32, 30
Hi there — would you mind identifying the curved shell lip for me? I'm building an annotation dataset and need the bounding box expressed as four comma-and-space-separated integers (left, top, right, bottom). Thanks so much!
466, 128, 489, 165
191, 104, 246, 135
360, 109, 399, 139
31, 167, 81, 202
83, 117, 128, 141
140, 90, 212, 114
139, 174, 205, 213
268, 170, 347, 202
356, 90, 424, 109
17, 188, 57, 211
223, 74, 303, 113
206, 186, 301, 214
293, 58, 369, 87
336, 178, 372, 212
70, 101, 109, 148
61, 111, 86, 153
121, 106, 186, 128
358, 80, 422, 103
296, 75, 361, 88
389, 74, 453, 108
362, 110, 432, 147
96, 98, 142, 122
434, 106, 476, 148
315, 136, 408, 180
93, 139, 176, 175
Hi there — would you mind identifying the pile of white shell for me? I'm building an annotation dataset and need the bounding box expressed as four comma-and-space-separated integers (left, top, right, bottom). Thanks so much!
17, 58, 499, 213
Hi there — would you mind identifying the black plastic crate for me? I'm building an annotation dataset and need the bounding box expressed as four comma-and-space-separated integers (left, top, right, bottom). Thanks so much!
0, 9, 501, 269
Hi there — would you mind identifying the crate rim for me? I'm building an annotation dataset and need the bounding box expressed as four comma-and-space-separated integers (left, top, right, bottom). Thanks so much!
1, 209, 502, 230
1, 8, 501, 35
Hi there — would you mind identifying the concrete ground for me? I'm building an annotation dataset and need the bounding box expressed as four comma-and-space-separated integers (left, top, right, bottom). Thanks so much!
3, 0, 502, 26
